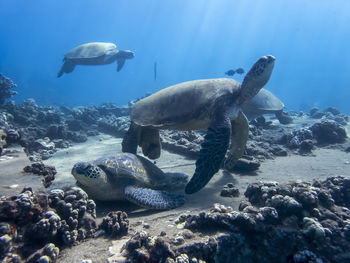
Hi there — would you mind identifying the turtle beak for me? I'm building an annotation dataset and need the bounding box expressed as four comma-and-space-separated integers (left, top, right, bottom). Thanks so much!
72, 162, 90, 175
265, 55, 276, 62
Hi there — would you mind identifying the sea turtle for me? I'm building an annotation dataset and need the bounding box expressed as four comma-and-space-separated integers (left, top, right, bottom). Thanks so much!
71, 153, 188, 210
122, 55, 276, 194
57, 42, 134, 77
242, 88, 293, 124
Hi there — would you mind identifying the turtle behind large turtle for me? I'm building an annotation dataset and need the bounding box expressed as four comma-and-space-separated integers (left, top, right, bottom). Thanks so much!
242, 88, 293, 124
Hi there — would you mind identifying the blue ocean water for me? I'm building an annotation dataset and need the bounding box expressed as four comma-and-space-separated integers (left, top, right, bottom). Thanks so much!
1, 0, 350, 113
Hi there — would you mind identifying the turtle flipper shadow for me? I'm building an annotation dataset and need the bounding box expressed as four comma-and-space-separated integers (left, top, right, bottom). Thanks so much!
124, 185, 186, 210
185, 114, 231, 194
224, 111, 249, 171
122, 122, 140, 154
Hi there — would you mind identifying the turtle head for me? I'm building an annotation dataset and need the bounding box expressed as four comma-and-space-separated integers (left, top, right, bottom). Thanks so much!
71, 162, 104, 186
237, 55, 275, 106
118, 50, 135, 59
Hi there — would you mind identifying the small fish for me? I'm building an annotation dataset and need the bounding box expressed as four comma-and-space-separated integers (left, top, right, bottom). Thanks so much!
225, 69, 236, 76
235, 68, 245, 74
154, 62, 157, 81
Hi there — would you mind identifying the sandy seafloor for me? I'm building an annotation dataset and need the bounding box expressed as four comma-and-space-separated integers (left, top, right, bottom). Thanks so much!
1, 116, 350, 262
43, 118, 350, 262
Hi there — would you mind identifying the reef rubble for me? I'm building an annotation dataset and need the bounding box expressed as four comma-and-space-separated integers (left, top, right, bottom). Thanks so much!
0, 73, 17, 106
109, 176, 350, 263
0, 186, 129, 262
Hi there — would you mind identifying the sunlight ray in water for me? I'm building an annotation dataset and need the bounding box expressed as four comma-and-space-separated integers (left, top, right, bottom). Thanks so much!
1, 1, 350, 262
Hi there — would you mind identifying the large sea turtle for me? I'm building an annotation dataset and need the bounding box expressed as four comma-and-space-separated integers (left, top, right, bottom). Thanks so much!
242, 88, 293, 124
71, 153, 188, 210
57, 42, 134, 77
122, 55, 276, 194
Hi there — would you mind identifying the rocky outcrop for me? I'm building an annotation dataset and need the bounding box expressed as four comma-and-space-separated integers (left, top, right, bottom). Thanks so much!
0, 73, 17, 106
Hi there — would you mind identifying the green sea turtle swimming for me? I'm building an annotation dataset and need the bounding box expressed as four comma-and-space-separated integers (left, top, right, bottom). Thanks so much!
122, 55, 276, 194
242, 88, 293, 124
57, 42, 134, 77
71, 153, 188, 210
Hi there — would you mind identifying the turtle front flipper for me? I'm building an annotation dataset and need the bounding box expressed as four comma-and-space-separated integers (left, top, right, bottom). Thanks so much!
116, 58, 126, 72
57, 60, 75, 78
224, 111, 249, 171
122, 122, 140, 154
185, 112, 231, 194
124, 185, 186, 210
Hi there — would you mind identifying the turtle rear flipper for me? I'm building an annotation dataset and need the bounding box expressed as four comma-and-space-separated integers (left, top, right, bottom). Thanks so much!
185, 112, 231, 194
57, 61, 75, 78
139, 127, 161, 159
224, 111, 249, 171
124, 185, 186, 210
122, 122, 140, 154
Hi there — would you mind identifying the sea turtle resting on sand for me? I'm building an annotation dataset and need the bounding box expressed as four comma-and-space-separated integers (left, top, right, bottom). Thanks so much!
122, 55, 276, 194
242, 88, 293, 124
57, 42, 134, 77
71, 153, 188, 210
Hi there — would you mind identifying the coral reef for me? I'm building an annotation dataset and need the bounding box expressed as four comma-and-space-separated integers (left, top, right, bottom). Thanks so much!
23, 162, 57, 187
278, 119, 347, 155
26, 243, 59, 263
118, 231, 176, 263
0, 100, 133, 161
165, 176, 350, 263
310, 107, 349, 126
161, 130, 203, 159
227, 155, 261, 172
1, 96, 349, 167
0, 73, 17, 106
311, 120, 347, 145
220, 183, 240, 198
0, 128, 6, 156
0, 186, 98, 261
113, 174, 350, 263
99, 211, 129, 237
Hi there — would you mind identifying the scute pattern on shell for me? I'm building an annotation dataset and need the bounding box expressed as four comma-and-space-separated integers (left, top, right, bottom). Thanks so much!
65, 42, 117, 60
